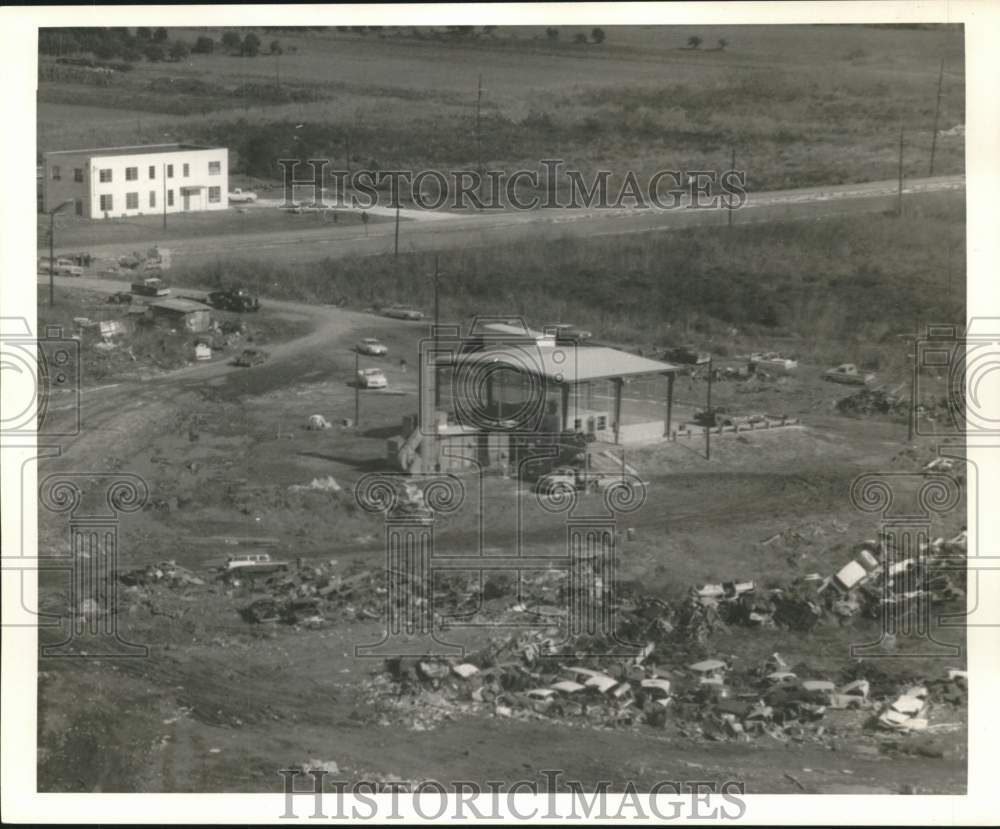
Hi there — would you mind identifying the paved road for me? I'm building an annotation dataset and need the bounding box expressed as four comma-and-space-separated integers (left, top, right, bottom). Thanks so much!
55, 175, 964, 268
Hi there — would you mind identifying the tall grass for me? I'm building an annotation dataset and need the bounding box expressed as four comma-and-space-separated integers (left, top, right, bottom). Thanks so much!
170, 192, 964, 366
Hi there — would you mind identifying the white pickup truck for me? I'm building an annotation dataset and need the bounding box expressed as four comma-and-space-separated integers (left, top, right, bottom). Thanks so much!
228, 188, 258, 204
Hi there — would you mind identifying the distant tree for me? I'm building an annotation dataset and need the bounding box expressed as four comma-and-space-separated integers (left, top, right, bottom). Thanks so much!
168, 40, 190, 62
94, 41, 118, 60
687, 35, 703, 49
483, 25, 497, 36
573, 33, 588, 44
135, 26, 152, 41
152, 27, 168, 43
269, 39, 283, 55
717, 37, 728, 50
545, 27, 559, 41
241, 32, 261, 56
192, 35, 215, 54
143, 43, 165, 63
221, 31, 241, 52
591, 27, 606, 44
121, 44, 143, 63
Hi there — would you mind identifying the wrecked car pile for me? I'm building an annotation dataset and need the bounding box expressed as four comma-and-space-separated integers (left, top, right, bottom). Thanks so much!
836, 388, 909, 418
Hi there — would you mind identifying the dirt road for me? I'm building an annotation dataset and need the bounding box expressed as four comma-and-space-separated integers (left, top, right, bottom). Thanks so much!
53, 175, 964, 268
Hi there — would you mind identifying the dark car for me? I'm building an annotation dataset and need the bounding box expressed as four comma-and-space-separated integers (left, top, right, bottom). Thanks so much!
231, 348, 269, 367
107, 291, 132, 305
664, 345, 711, 366
207, 289, 260, 312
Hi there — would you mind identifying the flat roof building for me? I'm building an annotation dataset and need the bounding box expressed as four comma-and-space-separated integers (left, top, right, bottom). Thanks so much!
42, 143, 228, 219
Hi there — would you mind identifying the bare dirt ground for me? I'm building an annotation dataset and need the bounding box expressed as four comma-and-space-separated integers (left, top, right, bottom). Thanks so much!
34, 274, 967, 796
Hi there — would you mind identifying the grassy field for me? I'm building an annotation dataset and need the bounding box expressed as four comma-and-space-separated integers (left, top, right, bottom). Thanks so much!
162, 190, 965, 370
37, 25, 965, 194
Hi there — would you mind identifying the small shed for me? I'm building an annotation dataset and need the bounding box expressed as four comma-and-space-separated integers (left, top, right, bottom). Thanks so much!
148, 298, 213, 333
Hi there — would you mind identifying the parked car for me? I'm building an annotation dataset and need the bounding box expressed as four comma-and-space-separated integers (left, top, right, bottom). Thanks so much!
106, 291, 132, 305
207, 288, 260, 312
228, 188, 258, 204
232, 348, 269, 367
551, 324, 593, 344
356, 367, 388, 389
224, 553, 289, 573
37, 257, 83, 277
534, 465, 599, 496
823, 363, 876, 385
383, 305, 424, 321
356, 337, 388, 356
130, 277, 170, 297
664, 345, 711, 366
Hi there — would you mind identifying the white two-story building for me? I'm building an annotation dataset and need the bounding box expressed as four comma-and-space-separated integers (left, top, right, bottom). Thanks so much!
42, 143, 229, 219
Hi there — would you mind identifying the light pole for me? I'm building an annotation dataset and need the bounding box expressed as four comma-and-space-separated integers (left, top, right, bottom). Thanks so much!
47, 200, 73, 307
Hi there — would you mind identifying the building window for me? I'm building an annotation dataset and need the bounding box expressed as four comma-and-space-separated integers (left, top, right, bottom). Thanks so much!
125, 166, 138, 181
99, 168, 112, 183
208, 186, 221, 203
99, 194, 113, 212
51, 165, 61, 180
73, 168, 84, 183
183, 163, 190, 177
596, 415, 608, 431
149, 191, 156, 208
166, 164, 174, 178
167, 189, 174, 207
126, 192, 139, 210
209, 161, 221, 175
149, 165, 156, 179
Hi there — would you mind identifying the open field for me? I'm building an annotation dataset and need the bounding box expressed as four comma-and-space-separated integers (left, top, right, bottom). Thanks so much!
38, 25, 964, 194
159, 190, 965, 368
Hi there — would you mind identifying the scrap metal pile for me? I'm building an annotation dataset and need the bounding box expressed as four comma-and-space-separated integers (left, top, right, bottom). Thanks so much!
364, 632, 967, 740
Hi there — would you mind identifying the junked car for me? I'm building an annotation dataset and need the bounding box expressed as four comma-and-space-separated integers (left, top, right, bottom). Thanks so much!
823, 363, 876, 385
382, 305, 424, 321
356, 367, 388, 389
38, 257, 84, 277
356, 337, 388, 356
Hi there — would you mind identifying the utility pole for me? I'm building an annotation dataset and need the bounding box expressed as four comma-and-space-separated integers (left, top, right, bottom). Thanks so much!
727, 146, 736, 228
354, 351, 360, 427
929, 57, 945, 176
705, 357, 713, 460
394, 200, 400, 257
48, 210, 55, 308
47, 200, 72, 307
476, 74, 483, 207
433, 255, 441, 409
896, 126, 905, 218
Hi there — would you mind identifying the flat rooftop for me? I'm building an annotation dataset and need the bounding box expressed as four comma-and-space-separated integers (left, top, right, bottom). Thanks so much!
45, 143, 223, 159
440, 345, 678, 383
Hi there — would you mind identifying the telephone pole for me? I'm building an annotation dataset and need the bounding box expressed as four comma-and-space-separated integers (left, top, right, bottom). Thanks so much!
394, 201, 400, 257
727, 146, 736, 228
929, 57, 945, 176
476, 74, 483, 206
705, 358, 713, 460
354, 350, 360, 427
896, 126, 905, 218
433, 255, 441, 408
